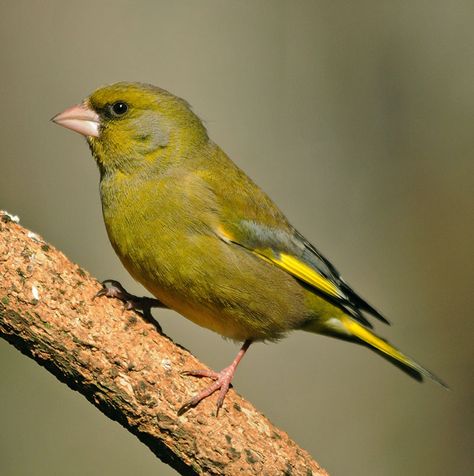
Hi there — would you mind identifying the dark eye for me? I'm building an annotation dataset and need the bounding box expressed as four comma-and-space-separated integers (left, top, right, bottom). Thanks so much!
110, 101, 128, 117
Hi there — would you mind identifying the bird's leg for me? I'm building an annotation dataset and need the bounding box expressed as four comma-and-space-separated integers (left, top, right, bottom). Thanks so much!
178, 340, 252, 416
95, 279, 165, 332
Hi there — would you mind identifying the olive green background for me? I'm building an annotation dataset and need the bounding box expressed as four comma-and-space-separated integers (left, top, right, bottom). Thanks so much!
0, 1, 472, 475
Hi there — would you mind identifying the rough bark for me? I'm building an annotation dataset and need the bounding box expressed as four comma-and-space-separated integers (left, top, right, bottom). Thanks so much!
0, 211, 328, 476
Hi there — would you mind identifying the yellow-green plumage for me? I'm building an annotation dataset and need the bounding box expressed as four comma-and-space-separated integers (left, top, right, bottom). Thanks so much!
57, 82, 447, 397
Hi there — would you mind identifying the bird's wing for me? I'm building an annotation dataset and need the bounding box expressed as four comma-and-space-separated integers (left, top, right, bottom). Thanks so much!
216, 220, 389, 328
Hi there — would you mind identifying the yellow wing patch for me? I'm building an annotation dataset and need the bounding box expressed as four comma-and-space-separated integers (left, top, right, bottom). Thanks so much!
216, 224, 234, 243
256, 250, 343, 299
215, 224, 342, 299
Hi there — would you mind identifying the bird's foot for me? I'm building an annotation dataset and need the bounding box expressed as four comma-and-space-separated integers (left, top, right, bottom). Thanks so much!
178, 365, 236, 416
178, 340, 252, 416
95, 279, 164, 332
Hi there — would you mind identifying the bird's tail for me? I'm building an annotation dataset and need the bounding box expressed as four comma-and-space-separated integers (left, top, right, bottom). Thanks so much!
307, 315, 448, 388
342, 315, 449, 386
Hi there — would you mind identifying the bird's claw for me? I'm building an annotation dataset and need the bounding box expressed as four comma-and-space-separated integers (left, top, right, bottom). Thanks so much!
95, 279, 131, 300
95, 279, 164, 332
180, 368, 220, 379
178, 366, 235, 416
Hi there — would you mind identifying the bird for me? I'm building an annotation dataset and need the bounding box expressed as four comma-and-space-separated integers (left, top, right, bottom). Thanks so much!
52, 82, 447, 415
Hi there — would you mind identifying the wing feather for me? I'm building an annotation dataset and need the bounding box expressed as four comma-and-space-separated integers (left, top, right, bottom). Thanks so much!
217, 221, 388, 327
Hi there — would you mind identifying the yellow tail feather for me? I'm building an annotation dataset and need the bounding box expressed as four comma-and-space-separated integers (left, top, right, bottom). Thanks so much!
339, 315, 448, 388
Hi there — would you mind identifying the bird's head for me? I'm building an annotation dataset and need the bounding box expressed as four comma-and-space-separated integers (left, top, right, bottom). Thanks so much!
53, 82, 208, 174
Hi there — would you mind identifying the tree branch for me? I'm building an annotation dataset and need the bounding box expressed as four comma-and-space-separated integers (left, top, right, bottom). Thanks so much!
0, 211, 328, 476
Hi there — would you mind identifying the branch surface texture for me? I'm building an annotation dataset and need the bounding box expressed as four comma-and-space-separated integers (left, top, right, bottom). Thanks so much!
0, 212, 328, 476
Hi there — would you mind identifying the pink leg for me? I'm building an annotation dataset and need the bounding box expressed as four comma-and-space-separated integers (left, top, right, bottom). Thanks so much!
178, 340, 252, 416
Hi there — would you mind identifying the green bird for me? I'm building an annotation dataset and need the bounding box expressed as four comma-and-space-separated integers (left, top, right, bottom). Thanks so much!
53, 82, 446, 414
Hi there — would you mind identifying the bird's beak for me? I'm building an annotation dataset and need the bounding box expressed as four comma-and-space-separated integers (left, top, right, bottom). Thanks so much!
52, 103, 100, 138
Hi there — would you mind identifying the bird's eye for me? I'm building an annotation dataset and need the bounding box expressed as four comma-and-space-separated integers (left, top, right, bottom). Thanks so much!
110, 101, 129, 117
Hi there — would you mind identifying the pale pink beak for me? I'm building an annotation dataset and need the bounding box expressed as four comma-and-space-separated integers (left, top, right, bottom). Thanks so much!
52, 103, 100, 138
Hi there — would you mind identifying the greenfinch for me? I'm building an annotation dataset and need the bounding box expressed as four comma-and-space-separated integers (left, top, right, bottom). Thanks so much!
53, 82, 446, 414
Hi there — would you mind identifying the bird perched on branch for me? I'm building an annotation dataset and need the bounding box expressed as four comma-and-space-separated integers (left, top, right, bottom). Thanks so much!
53, 82, 447, 415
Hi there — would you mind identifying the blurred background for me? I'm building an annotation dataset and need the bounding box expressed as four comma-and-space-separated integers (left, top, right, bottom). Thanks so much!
0, 1, 472, 475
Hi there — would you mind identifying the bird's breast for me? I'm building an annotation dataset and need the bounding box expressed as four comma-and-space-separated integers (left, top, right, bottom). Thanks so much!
98, 170, 310, 341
